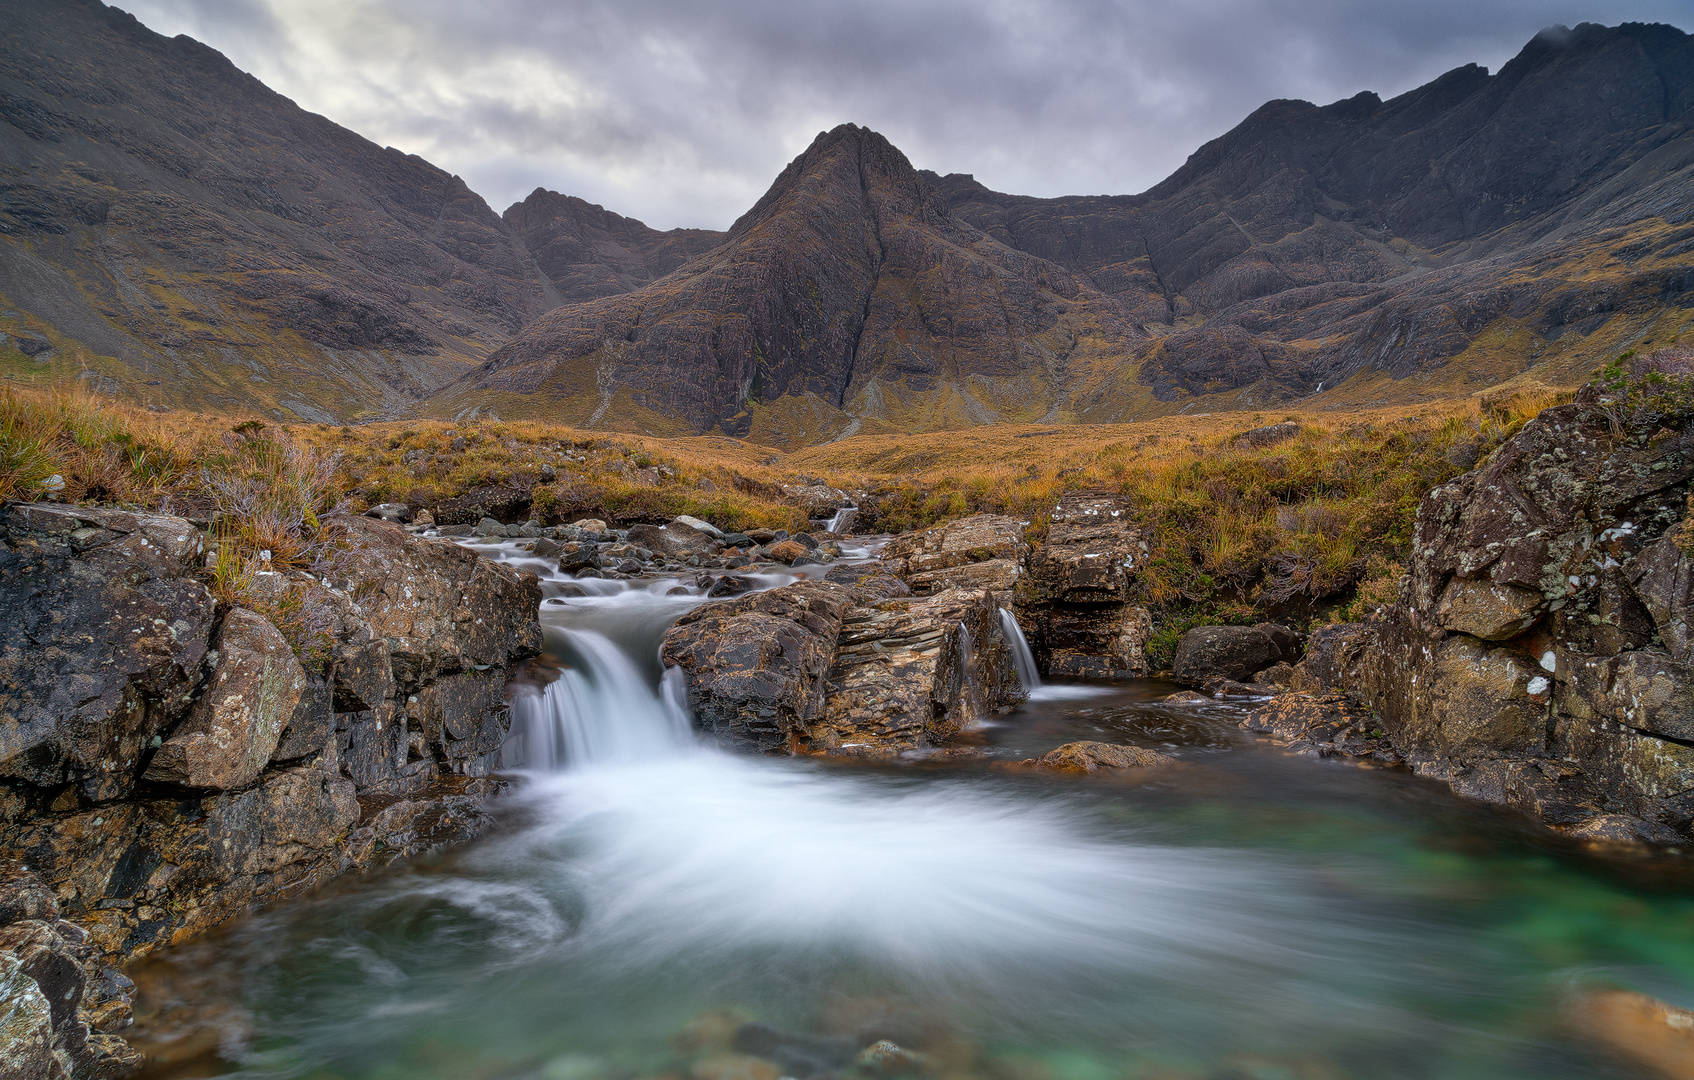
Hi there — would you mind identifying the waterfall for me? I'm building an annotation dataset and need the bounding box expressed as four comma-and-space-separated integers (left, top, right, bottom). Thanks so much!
825, 506, 856, 533
506, 628, 694, 769
998, 607, 1040, 691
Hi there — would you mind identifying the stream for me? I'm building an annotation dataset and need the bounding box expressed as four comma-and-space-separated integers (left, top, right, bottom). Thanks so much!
125, 538, 1694, 1080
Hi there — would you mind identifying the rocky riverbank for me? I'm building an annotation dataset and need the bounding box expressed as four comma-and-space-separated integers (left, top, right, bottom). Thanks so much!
0, 504, 542, 1075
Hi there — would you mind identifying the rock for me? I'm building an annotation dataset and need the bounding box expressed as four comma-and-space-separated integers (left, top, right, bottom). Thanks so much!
822, 563, 912, 597
539, 463, 557, 482
364, 502, 412, 524
13, 336, 49, 358
1628, 521, 1694, 664
433, 485, 531, 527
1024, 741, 1174, 772
1567, 814, 1682, 844
767, 540, 807, 564
472, 517, 507, 538
883, 514, 1026, 595
1200, 675, 1265, 699
718, 532, 752, 548
332, 637, 394, 713
1566, 989, 1694, 1079
855, 1039, 928, 1074
1241, 693, 1397, 759
1288, 622, 1372, 693
558, 545, 601, 574
746, 528, 778, 543
810, 587, 1023, 752
1434, 577, 1543, 640
329, 516, 542, 689
1163, 690, 1210, 703
629, 521, 718, 558
413, 510, 435, 527
0, 504, 216, 801
1172, 624, 1300, 685
272, 677, 333, 762
661, 582, 860, 751
706, 575, 756, 598
144, 609, 309, 791
571, 519, 609, 533
673, 515, 722, 538
790, 532, 819, 551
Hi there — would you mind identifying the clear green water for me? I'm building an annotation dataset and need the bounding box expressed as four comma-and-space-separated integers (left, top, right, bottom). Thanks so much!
128, 676, 1694, 1080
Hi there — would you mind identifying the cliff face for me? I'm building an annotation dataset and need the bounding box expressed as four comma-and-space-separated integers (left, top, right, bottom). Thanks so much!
435, 125, 1140, 443
935, 22, 1694, 414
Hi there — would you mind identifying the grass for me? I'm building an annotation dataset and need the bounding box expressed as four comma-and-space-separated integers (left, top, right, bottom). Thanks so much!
0, 372, 1595, 670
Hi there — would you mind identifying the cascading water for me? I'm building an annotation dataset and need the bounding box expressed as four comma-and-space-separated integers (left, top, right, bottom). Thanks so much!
998, 606, 1041, 691
824, 505, 856, 533
505, 629, 694, 769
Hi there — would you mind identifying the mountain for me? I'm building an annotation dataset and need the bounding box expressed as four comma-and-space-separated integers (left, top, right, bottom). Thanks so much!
433, 125, 1139, 442
502, 189, 723, 305
933, 21, 1694, 415
1, 5, 1691, 438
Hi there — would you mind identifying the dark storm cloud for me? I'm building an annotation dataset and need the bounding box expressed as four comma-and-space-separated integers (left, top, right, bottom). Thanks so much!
124, 0, 1692, 230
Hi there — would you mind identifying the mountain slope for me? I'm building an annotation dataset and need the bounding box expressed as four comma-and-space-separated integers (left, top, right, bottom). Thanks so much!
434, 125, 1140, 443
934, 21, 1694, 413
502, 188, 723, 305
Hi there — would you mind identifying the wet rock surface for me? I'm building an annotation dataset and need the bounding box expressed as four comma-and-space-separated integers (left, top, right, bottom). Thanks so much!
882, 513, 1026, 596
1021, 741, 1175, 773
1289, 391, 1694, 841
0, 503, 543, 1002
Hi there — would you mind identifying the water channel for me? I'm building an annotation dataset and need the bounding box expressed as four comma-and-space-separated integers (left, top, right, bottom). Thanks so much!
126, 537, 1694, 1080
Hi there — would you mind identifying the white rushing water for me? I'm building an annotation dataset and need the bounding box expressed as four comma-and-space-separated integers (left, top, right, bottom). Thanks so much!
476, 537, 1280, 980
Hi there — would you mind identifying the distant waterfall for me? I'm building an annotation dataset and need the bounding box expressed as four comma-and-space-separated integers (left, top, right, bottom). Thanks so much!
998, 607, 1040, 691
824, 506, 856, 533
506, 629, 694, 769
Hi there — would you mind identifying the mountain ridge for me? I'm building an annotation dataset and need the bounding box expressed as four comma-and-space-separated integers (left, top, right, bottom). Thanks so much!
1, 4, 1690, 441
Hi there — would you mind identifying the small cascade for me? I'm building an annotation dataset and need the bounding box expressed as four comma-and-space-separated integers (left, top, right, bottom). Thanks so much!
506, 628, 694, 769
825, 506, 857, 534
999, 607, 1041, 691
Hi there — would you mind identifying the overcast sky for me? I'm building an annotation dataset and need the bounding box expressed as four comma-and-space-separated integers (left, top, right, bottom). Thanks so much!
121, 0, 1689, 232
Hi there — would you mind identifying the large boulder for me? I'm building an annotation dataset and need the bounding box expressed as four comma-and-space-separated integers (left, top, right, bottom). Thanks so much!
1017, 496, 1155, 678
628, 521, 717, 558
431, 484, 531, 526
882, 514, 1025, 595
1171, 624, 1300, 685
329, 516, 543, 688
661, 582, 859, 751
0, 504, 215, 801
144, 609, 308, 791
809, 587, 1024, 753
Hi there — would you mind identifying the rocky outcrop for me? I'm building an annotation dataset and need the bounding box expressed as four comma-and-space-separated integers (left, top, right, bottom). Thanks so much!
0, 505, 542, 979
660, 571, 1023, 756
808, 587, 1024, 755
882, 513, 1025, 596
1015, 497, 1155, 678
1239, 694, 1399, 763
661, 581, 860, 752
1298, 379, 1694, 839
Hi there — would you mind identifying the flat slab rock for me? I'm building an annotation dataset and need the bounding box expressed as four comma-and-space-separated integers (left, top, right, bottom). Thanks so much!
1241, 693, 1399, 762
881, 514, 1026, 596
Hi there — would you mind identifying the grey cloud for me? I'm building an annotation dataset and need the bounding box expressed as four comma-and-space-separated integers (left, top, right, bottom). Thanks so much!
121, 0, 1692, 229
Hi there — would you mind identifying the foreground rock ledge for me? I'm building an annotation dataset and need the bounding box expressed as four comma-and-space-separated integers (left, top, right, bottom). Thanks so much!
0, 504, 543, 1074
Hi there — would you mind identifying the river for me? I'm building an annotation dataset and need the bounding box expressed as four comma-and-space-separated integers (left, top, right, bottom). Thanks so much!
124, 537, 1694, 1079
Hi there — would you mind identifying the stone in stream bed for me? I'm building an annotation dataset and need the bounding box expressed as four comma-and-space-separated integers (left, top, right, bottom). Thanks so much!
1021, 741, 1174, 773
1172, 623, 1301, 686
